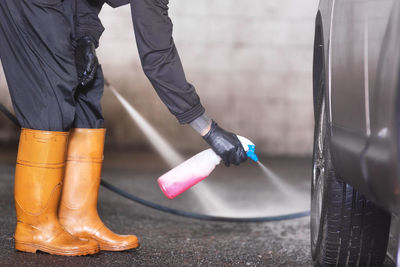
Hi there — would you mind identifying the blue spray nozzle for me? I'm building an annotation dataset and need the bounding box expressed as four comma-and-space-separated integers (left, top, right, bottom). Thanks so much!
237, 136, 258, 162
246, 145, 258, 162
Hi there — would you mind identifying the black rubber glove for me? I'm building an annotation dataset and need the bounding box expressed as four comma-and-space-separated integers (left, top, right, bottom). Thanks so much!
75, 36, 98, 86
203, 121, 247, 166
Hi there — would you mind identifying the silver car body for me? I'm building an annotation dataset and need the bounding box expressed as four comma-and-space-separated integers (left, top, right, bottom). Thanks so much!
317, 0, 400, 262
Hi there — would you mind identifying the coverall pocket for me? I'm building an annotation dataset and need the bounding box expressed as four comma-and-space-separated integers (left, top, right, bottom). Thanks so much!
20, 0, 72, 52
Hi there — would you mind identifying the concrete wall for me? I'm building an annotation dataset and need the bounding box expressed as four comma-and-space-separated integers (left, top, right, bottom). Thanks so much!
0, 0, 319, 156
0, 65, 18, 142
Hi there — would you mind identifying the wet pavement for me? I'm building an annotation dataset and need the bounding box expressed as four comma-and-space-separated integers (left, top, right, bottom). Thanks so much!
0, 147, 326, 266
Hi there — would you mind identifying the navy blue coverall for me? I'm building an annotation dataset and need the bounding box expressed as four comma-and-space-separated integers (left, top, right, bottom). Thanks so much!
0, 0, 204, 131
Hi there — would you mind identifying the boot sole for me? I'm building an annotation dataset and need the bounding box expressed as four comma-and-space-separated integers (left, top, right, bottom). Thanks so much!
15, 241, 99, 256
99, 240, 140, 251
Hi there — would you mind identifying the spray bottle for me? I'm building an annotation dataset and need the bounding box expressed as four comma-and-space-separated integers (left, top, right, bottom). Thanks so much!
157, 136, 258, 199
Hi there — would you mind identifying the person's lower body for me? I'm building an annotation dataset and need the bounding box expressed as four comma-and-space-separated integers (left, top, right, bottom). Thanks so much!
0, 0, 138, 255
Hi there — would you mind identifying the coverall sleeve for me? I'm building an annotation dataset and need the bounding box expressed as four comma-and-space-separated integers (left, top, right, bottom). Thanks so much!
130, 0, 205, 124
75, 0, 105, 47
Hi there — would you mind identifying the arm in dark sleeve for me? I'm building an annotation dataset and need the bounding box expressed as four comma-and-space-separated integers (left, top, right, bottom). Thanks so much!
75, 0, 105, 47
130, 0, 205, 124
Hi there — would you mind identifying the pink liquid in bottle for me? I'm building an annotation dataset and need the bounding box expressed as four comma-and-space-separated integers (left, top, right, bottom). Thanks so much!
157, 149, 221, 199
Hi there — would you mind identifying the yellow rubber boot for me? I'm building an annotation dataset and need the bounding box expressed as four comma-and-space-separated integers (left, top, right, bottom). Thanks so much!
59, 128, 139, 251
14, 129, 99, 256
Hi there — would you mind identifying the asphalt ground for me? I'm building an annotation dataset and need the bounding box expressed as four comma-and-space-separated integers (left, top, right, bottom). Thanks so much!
0, 147, 393, 266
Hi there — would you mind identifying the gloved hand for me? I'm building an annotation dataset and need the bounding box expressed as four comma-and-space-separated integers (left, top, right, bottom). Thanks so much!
75, 36, 98, 87
203, 121, 247, 166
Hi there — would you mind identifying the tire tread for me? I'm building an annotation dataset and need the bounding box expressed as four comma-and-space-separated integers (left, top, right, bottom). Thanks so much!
316, 171, 390, 267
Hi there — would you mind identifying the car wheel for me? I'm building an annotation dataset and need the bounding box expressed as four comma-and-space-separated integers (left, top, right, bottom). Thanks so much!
310, 65, 391, 267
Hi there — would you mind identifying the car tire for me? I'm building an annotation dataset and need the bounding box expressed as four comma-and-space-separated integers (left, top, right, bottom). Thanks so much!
310, 57, 391, 267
